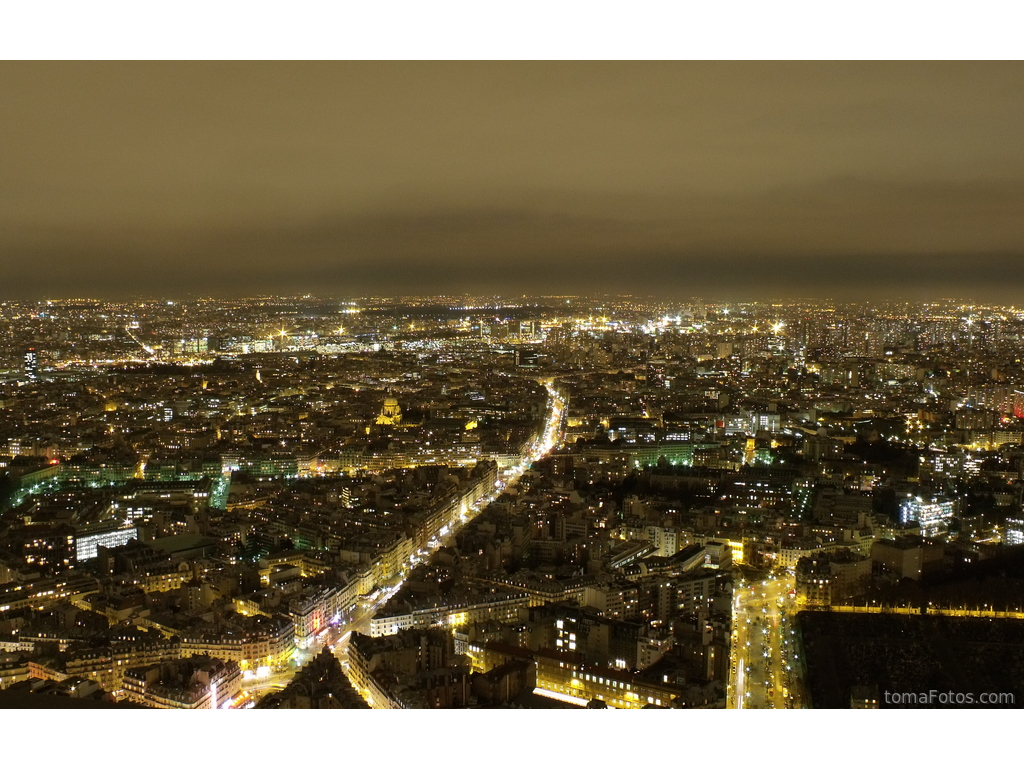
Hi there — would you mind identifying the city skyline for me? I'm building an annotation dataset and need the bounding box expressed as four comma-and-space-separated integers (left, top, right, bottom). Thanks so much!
4, 48, 1024, 719
3, 61, 1024, 301
2, 293, 1024, 710
7, 2, 1024, 762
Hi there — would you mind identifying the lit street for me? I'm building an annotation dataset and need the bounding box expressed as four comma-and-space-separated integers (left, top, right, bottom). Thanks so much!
730, 574, 802, 709
248, 381, 565, 706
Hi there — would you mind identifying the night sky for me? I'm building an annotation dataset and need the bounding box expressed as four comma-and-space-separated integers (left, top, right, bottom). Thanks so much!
3, 61, 1024, 301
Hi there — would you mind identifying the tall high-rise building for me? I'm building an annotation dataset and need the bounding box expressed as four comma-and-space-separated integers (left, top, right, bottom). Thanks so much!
23, 348, 38, 380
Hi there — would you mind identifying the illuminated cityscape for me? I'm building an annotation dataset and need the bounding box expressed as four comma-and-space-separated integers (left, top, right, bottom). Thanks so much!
2, 53, 1024, 724
0, 295, 1022, 709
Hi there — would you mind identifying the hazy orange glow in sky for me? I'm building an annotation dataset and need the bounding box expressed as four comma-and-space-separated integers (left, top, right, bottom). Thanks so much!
2, 61, 1023, 300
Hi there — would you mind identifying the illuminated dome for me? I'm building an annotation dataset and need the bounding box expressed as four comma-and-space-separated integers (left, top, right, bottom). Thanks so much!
375, 396, 402, 426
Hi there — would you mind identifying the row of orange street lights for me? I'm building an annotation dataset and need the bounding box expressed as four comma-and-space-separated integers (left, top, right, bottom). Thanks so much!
330, 381, 566, 708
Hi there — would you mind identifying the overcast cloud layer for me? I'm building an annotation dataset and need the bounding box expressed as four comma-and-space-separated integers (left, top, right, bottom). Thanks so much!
2, 61, 1023, 301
